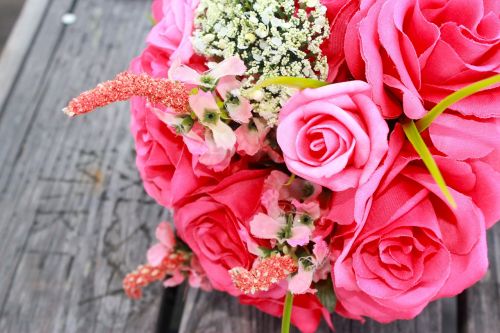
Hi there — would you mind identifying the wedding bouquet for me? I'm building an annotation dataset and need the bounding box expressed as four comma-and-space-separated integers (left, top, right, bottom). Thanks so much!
64, 0, 500, 332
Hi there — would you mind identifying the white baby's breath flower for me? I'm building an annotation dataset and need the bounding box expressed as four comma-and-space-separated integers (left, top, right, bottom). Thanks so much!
192, 0, 330, 127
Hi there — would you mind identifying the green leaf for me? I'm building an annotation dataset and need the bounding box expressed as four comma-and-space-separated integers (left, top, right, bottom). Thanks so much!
316, 278, 337, 313
402, 120, 457, 208
250, 76, 329, 92
416, 74, 500, 132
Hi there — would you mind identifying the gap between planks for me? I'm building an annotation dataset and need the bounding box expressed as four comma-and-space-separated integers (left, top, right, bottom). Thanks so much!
0, 0, 51, 112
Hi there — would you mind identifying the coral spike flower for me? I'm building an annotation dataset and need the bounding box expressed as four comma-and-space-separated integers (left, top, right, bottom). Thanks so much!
63, 72, 189, 117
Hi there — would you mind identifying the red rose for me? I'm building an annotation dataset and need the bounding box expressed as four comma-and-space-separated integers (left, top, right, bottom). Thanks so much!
174, 170, 269, 295
332, 127, 488, 322
130, 95, 209, 208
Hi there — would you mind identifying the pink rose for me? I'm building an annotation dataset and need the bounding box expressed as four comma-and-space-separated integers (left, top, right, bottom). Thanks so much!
345, 0, 500, 119
429, 114, 500, 228
151, 0, 164, 22
135, 45, 171, 78
147, 0, 199, 65
321, 0, 360, 81
174, 170, 269, 295
333, 127, 488, 322
240, 289, 332, 333
277, 81, 389, 191
147, 221, 176, 266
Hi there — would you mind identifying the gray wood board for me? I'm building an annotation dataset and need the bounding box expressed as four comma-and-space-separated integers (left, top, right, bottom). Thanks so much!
178, 225, 500, 333
0, 0, 498, 332
459, 225, 500, 333
0, 0, 49, 111
0, 0, 169, 332
178, 288, 445, 333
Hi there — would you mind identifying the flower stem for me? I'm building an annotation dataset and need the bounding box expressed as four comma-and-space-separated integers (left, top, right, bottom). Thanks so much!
281, 292, 294, 333
250, 76, 329, 93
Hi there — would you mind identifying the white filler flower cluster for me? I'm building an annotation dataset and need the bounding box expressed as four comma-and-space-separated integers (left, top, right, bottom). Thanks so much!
192, 0, 330, 126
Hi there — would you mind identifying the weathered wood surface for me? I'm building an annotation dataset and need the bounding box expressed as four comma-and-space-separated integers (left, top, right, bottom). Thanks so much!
0, 0, 47, 109
0, 0, 26, 52
178, 288, 446, 333
0, 0, 169, 332
0, 1, 498, 333
459, 225, 500, 333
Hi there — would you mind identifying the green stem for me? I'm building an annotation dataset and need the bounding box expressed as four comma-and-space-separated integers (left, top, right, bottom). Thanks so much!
284, 174, 296, 186
416, 74, 500, 132
402, 120, 456, 208
250, 76, 329, 92
281, 292, 294, 333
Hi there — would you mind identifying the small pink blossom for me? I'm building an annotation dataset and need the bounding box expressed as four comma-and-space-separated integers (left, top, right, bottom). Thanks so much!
187, 256, 212, 291
249, 213, 285, 240
126, 220, 212, 297
198, 130, 234, 171
169, 56, 246, 90
288, 259, 315, 294
217, 76, 253, 124
261, 171, 291, 217
312, 237, 329, 264
189, 91, 237, 150
249, 213, 313, 248
238, 226, 265, 257
249, 172, 327, 247
288, 238, 331, 294
292, 200, 321, 221
147, 221, 176, 266
150, 90, 237, 171
235, 118, 269, 156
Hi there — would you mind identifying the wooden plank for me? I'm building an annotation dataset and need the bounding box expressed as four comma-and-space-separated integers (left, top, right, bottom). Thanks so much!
179, 288, 295, 333
0, 0, 169, 332
178, 227, 500, 333
0, 0, 49, 111
157, 286, 187, 333
343, 300, 444, 333
179, 288, 446, 333
459, 224, 500, 333
0, 0, 27, 52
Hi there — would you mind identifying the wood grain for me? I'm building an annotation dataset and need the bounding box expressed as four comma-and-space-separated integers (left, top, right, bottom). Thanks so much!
0, 0, 498, 332
178, 288, 446, 333
0, 0, 47, 110
0, 0, 169, 332
179, 227, 500, 333
459, 225, 500, 333
179, 288, 291, 333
